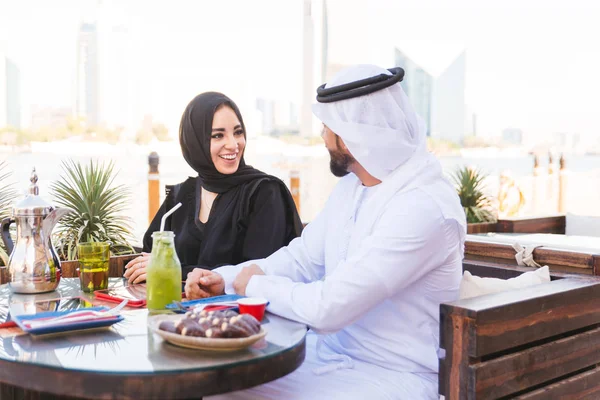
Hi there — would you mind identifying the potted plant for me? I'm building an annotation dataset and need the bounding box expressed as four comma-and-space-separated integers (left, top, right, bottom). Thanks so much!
50, 160, 135, 276
0, 161, 17, 267
451, 166, 498, 232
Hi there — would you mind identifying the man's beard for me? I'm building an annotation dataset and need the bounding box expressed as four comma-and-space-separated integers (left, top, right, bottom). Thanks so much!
328, 148, 354, 177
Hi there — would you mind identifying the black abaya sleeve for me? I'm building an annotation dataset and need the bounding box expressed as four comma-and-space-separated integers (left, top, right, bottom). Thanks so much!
241, 181, 296, 261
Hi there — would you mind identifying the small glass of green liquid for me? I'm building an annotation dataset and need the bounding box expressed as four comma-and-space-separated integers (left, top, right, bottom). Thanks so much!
77, 242, 110, 293
146, 231, 182, 310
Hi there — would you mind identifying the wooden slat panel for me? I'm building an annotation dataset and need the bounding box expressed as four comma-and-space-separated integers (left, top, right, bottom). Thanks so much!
59, 254, 140, 279
438, 357, 447, 397
497, 216, 566, 234
60, 260, 79, 278
467, 222, 498, 234
472, 327, 600, 399
0, 267, 8, 285
593, 255, 600, 276
466, 216, 566, 235
439, 309, 478, 399
440, 279, 600, 357
109, 254, 139, 277
473, 281, 600, 357
515, 368, 600, 400
534, 248, 595, 270
465, 241, 517, 260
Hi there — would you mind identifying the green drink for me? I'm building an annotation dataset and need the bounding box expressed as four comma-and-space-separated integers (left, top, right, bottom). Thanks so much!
77, 242, 110, 293
146, 231, 182, 310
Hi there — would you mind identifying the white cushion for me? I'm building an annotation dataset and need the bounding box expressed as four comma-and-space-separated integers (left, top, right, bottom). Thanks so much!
459, 266, 551, 300
566, 213, 600, 237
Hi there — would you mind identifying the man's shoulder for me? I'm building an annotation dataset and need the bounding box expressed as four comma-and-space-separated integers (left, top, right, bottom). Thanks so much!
381, 185, 465, 239
383, 188, 447, 225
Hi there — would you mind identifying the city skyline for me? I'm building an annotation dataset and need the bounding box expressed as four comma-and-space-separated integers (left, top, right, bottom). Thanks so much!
1, 0, 600, 141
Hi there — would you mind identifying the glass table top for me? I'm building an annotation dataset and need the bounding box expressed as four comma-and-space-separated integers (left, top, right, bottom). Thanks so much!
0, 278, 307, 374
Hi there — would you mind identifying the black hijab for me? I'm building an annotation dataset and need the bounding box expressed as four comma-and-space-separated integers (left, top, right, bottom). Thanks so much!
179, 92, 267, 193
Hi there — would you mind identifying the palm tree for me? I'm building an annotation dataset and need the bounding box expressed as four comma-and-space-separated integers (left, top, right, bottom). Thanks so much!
50, 160, 134, 261
452, 166, 497, 224
0, 161, 17, 265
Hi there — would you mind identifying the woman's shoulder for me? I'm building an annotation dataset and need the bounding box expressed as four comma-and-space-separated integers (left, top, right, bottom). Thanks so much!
167, 177, 197, 196
163, 178, 197, 213
243, 175, 287, 197
229, 176, 291, 214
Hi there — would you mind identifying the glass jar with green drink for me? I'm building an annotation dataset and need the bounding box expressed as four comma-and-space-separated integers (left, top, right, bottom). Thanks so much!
146, 231, 182, 310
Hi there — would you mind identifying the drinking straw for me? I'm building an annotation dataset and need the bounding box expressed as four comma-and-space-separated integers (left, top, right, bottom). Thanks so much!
160, 202, 182, 232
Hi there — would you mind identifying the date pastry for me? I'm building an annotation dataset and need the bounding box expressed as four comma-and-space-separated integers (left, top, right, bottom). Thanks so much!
159, 310, 262, 338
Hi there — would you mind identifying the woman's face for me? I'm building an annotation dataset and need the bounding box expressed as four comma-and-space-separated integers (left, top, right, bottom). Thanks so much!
210, 105, 246, 174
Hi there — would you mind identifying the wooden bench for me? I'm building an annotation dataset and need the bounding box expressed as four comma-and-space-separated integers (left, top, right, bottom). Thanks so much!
0, 254, 140, 284
465, 215, 600, 276
465, 237, 600, 276
439, 262, 600, 399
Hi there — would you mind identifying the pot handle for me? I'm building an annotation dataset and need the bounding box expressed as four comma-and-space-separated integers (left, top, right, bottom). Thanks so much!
1, 217, 14, 255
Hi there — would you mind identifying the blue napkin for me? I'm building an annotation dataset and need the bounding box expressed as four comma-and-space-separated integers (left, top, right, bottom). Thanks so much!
13, 307, 124, 336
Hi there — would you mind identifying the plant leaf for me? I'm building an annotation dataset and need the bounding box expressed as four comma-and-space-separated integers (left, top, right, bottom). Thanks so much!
451, 166, 498, 224
50, 159, 134, 261
0, 161, 18, 266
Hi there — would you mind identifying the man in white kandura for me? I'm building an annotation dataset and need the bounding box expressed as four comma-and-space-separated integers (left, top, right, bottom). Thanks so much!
186, 64, 467, 399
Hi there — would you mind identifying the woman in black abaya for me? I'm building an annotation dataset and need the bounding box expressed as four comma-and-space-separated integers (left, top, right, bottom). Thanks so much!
124, 92, 303, 283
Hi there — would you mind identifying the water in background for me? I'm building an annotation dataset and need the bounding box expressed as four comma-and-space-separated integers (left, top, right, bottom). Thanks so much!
2, 141, 600, 245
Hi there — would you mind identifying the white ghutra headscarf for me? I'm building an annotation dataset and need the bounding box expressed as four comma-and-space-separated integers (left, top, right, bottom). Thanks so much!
312, 64, 428, 181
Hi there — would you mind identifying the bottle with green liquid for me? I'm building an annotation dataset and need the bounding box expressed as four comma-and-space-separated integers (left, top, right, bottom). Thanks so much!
146, 231, 182, 310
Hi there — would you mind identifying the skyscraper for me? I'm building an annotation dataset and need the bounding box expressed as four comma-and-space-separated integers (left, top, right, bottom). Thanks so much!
395, 49, 434, 137
394, 48, 466, 144
432, 51, 466, 144
0, 53, 6, 128
0, 53, 21, 129
319, 0, 329, 82
300, 0, 329, 137
75, 23, 99, 126
300, 0, 314, 138
6, 58, 21, 129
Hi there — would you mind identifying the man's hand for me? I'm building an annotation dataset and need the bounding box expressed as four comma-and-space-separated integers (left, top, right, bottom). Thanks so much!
124, 253, 151, 284
185, 268, 225, 300
233, 264, 265, 296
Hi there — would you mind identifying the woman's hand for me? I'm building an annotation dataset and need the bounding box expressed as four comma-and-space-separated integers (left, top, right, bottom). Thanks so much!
185, 268, 225, 299
124, 253, 151, 284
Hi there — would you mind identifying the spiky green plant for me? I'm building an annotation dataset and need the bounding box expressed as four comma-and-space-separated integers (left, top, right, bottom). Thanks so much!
0, 161, 17, 266
50, 160, 134, 261
452, 166, 497, 224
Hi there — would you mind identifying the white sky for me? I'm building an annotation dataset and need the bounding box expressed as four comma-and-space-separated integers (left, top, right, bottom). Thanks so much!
1, 0, 600, 140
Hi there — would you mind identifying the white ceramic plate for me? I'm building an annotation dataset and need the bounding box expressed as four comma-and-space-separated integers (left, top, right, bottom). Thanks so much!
148, 314, 267, 351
